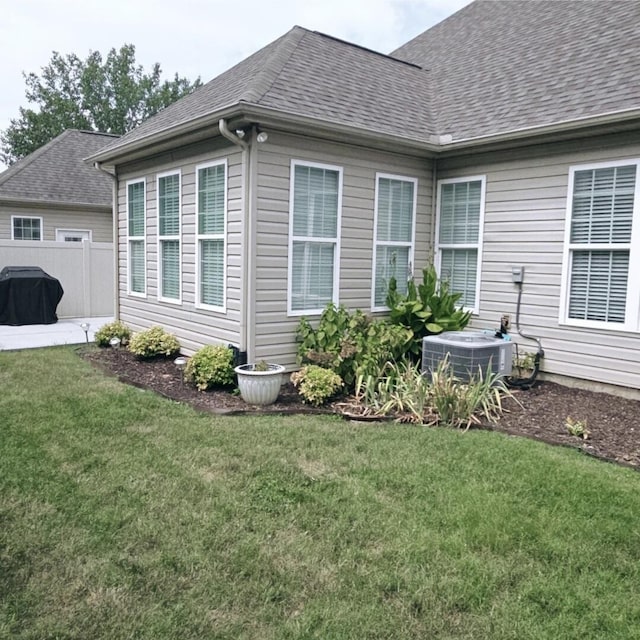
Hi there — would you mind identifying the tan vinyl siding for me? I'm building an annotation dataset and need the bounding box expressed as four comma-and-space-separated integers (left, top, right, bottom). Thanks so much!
437, 131, 640, 390
0, 204, 112, 242
116, 141, 243, 355
253, 131, 434, 366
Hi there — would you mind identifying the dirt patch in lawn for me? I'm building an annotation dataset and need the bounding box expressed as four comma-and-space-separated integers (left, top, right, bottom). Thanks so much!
80, 347, 640, 470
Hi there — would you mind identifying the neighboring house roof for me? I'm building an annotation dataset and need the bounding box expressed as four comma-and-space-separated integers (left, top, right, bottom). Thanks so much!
0, 129, 118, 207
93, 0, 640, 161
391, 0, 640, 141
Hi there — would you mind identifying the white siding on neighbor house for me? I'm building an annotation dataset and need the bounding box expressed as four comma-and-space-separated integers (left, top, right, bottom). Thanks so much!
437, 131, 640, 389
0, 204, 112, 242
253, 131, 434, 367
116, 140, 243, 355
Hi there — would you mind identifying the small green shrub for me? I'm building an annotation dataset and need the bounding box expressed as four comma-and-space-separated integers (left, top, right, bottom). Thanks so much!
128, 326, 180, 359
94, 320, 131, 347
386, 265, 472, 355
184, 345, 235, 391
291, 365, 343, 406
566, 416, 590, 440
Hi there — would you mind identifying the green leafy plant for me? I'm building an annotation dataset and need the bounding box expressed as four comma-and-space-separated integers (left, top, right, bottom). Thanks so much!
566, 416, 590, 440
296, 303, 411, 390
386, 265, 472, 355
94, 320, 131, 347
128, 326, 180, 359
429, 356, 515, 430
291, 365, 343, 406
184, 345, 235, 391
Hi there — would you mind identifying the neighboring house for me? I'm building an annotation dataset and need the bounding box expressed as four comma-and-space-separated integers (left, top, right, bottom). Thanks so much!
88, 0, 640, 392
0, 129, 118, 242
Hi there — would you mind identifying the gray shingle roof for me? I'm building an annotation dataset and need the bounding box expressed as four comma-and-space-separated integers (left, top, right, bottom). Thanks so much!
0, 130, 118, 206
97, 26, 436, 156
96, 0, 640, 159
391, 0, 640, 141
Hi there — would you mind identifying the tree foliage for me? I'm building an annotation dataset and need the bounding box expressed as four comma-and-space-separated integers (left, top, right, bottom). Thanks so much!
1, 44, 201, 164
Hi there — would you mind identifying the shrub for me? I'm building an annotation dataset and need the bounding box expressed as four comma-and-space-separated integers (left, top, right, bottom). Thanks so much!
291, 365, 343, 406
94, 320, 131, 347
386, 265, 472, 355
128, 326, 180, 359
296, 303, 412, 390
185, 345, 235, 390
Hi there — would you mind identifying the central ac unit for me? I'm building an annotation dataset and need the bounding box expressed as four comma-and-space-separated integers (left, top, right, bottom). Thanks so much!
422, 331, 513, 382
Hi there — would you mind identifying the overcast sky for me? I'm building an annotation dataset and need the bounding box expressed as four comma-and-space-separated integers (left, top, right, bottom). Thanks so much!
0, 0, 472, 171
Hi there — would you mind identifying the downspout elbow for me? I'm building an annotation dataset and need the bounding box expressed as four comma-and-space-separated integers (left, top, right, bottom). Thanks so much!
219, 118, 248, 150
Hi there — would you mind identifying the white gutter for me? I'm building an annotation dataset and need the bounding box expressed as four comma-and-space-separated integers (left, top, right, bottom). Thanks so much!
94, 162, 120, 321
219, 118, 252, 359
438, 107, 640, 152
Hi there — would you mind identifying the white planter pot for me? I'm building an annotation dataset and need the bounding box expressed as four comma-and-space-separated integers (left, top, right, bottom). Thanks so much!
234, 363, 285, 405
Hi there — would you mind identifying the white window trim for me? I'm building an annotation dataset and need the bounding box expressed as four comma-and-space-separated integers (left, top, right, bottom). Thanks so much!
55, 228, 92, 242
559, 158, 640, 332
126, 178, 146, 298
195, 159, 227, 313
371, 172, 417, 312
156, 170, 182, 305
434, 175, 486, 315
287, 159, 343, 317
11, 215, 43, 241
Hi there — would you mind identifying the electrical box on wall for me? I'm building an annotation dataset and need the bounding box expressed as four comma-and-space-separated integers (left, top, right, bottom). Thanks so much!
511, 266, 525, 284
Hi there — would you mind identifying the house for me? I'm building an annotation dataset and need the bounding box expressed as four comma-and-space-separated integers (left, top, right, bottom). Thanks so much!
88, 0, 640, 393
0, 129, 118, 242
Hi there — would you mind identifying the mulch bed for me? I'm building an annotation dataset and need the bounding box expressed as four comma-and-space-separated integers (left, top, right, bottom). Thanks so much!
80, 347, 640, 470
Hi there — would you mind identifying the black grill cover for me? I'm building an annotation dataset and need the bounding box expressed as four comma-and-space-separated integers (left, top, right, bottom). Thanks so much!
0, 266, 64, 325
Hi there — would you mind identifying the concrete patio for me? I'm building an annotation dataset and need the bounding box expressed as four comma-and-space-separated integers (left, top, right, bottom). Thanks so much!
0, 316, 114, 351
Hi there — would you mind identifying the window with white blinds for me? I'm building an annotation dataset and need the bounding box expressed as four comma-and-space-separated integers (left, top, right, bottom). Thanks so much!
562, 162, 640, 330
372, 174, 416, 309
127, 179, 146, 296
435, 177, 485, 312
157, 172, 181, 302
288, 161, 342, 315
196, 161, 226, 310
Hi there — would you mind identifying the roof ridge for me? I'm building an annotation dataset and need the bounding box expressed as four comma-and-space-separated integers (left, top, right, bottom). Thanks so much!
0, 129, 74, 188
315, 30, 423, 69
240, 26, 309, 103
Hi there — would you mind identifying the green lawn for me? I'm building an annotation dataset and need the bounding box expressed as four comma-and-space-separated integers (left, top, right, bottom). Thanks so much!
2, 347, 640, 639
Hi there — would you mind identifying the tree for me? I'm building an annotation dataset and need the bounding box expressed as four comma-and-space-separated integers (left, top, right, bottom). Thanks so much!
1, 44, 201, 164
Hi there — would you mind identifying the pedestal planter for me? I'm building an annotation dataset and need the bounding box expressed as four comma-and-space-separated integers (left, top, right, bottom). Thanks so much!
234, 363, 285, 405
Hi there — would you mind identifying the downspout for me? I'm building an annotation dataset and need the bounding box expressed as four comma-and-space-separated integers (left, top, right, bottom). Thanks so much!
430, 157, 438, 265
219, 119, 252, 360
94, 162, 119, 320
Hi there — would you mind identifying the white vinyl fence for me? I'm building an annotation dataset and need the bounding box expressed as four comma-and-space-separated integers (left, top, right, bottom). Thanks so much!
0, 240, 114, 318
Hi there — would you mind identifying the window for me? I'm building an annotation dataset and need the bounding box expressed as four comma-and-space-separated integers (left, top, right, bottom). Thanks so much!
561, 161, 640, 331
372, 173, 417, 309
435, 176, 486, 312
196, 161, 226, 310
157, 172, 181, 302
288, 161, 342, 315
127, 179, 146, 296
55, 229, 91, 242
12, 216, 42, 241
